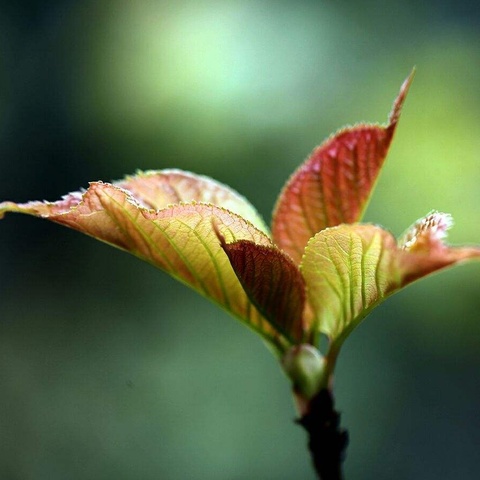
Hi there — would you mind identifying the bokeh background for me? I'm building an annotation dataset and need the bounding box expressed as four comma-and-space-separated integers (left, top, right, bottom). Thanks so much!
1, 1, 480, 479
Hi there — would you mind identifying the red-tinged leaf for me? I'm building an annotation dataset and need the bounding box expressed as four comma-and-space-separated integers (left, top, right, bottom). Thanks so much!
301, 216, 480, 344
272, 71, 414, 264
116, 169, 269, 235
217, 237, 306, 342
398, 211, 480, 285
0, 182, 291, 352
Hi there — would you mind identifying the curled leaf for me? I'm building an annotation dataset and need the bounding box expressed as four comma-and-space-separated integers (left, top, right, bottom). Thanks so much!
272, 70, 414, 263
217, 235, 306, 343
301, 214, 480, 344
0, 179, 289, 351
398, 211, 480, 284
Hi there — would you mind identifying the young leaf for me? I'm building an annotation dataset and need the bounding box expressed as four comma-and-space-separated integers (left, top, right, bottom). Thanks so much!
116, 169, 269, 235
0, 181, 289, 351
217, 237, 306, 342
301, 224, 398, 343
398, 211, 480, 285
272, 71, 414, 263
301, 216, 480, 345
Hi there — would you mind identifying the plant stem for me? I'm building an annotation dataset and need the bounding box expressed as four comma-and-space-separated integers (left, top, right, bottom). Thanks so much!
297, 389, 348, 480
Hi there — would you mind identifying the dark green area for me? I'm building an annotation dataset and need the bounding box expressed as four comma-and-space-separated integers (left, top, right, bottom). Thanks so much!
1, 1, 479, 478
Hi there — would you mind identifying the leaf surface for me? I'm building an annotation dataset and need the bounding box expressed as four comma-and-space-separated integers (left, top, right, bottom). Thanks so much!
272, 71, 414, 263
217, 237, 306, 342
398, 211, 480, 284
0, 181, 289, 351
301, 214, 480, 343
115, 170, 269, 234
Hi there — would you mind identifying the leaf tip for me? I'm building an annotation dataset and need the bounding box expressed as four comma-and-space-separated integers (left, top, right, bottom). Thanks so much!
0, 201, 10, 219
388, 67, 415, 126
398, 211, 480, 285
400, 210, 453, 253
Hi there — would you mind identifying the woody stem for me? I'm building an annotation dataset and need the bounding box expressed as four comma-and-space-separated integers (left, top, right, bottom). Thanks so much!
297, 389, 348, 480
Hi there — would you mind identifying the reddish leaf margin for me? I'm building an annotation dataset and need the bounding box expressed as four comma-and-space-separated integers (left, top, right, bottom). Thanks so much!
272, 70, 414, 264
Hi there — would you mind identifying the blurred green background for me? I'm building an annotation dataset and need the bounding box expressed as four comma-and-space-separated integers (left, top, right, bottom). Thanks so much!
1, 1, 480, 479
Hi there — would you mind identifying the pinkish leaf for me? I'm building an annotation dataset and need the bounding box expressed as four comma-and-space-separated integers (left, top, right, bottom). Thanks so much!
272, 71, 414, 264
116, 169, 269, 234
0, 180, 290, 352
301, 214, 480, 344
217, 237, 306, 342
398, 211, 480, 285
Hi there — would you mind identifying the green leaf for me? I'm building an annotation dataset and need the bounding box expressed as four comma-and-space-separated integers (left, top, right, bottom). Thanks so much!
217, 237, 306, 343
272, 71, 414, 264
301, 214, 480, 345
0, 180, 290, 352
301, 224, 398, 343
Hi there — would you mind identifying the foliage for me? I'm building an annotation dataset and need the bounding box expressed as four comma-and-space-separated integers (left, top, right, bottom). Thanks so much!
1, 70, 479, 413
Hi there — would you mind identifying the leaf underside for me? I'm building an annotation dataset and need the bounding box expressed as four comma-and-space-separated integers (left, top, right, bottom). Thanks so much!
272, 71, 414, 264
0, 173, 290, 351
301, 218, 480, 344
218, 238, 306, 343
